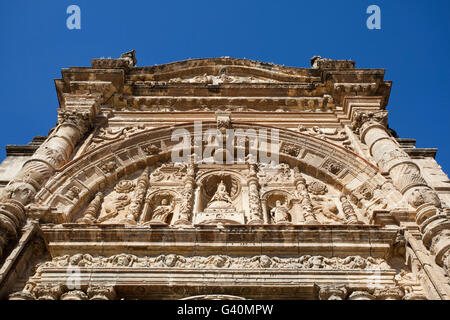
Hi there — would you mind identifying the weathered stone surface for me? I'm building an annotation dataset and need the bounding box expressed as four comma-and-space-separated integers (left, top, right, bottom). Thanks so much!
1, 53, 449, 300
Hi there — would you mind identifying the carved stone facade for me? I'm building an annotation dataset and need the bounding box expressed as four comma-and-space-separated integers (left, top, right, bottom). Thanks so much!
0, 52, 449, 300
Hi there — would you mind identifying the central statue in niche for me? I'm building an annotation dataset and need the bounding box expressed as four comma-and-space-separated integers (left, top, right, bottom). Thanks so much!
194, 178, 245, 225
206, 180, 233, 209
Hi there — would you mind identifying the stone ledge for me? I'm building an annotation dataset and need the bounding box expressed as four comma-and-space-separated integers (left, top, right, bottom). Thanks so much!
41, 225, 396, 258
35, 269, 396, 299
5, 136, 47, 156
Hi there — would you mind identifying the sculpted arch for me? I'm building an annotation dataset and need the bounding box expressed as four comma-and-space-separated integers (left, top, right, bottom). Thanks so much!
27, 122, 396, 228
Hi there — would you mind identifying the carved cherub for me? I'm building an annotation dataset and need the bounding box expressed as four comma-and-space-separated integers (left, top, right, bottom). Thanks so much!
107, 254, 138, 267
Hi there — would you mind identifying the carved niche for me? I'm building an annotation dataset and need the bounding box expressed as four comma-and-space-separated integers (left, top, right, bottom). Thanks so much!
70, 159, 369, 227
194, 173, 244, 225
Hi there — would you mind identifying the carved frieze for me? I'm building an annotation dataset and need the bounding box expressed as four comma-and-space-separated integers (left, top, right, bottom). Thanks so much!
298, 126, 353, 151
87, 125, 146, 152
40, 254, 391, 270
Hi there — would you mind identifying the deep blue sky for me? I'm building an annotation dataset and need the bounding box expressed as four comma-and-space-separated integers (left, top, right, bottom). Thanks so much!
1, 0, 449, 174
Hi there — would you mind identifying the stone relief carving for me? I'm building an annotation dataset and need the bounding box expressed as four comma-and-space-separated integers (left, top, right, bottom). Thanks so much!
125, 168, 150, 223
57, 110, 92, 134
150, 162, 189, 183
96, 180, 134, 224
76, 192, 103, 224
196, 177, 245, 225
298, 125, 353, 151
65, 186, 81, 201
280, 143, 301, 158
99, 159, 117, 174
39, 254, 391, 270
319, 286, 348, 300
87, 285, 117, 300
307, 181, 328, 195
149, 197, 174, 224
270, 200, 291, 224
67, 159, 373, 227
340, 194, 360, 224
174, 163, 196, 225
408, 187, 442, 208
354, 182, 393, 217
294, 173, 318, 224
312, 197, 346, 224
257, 162, 292, 184
319, 284, 424, 300
10, 282, 117, 300
62, 154, 379, 227
248, 178, 263, 223
322, 159, 343, 176
351, 110, 388, 135
394, 270, 426, 300
142, 143, 161, 156
167, 74, 279, 85
87, 125, 145, 152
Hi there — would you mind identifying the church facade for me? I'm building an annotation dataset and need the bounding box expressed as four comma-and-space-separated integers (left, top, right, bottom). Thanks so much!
0, 52, 449, 300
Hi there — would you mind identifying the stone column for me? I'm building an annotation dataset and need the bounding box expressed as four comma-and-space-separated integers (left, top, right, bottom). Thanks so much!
125, 167, 150, 224
174, 164, 195, 225
352, 110, 450, 276
261, 199, 269, 224
247, 164, 264, 224
319, 286, 348, 300
348, 291, 375, 300
340, 194, 360, 224
60, 290, 89, 300
32, 283, 64, 300
193, 183, 203, 215
0, 94, 99, 259
87, 285, 116, 300
293, 169, 317, 224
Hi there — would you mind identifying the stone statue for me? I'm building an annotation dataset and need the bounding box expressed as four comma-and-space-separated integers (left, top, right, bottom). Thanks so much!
150, 198, 174, 224
270, 200, 290, 223
207, 180, 233, 208
119, 49, 137, 67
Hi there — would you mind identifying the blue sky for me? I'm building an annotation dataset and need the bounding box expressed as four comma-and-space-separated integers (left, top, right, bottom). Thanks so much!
0, 0, 449, 174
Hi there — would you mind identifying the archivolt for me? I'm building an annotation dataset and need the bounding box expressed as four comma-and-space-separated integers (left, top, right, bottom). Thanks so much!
32, 122, 387, 223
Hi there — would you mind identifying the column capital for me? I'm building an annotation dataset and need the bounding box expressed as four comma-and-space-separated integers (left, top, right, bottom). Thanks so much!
87, 284, 117, 300
57, 93, 102, 135
351, 109, 388, 137
319, 285, 348, 300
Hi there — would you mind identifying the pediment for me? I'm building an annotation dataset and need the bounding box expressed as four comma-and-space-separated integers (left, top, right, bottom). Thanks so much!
127, 58, 319, 83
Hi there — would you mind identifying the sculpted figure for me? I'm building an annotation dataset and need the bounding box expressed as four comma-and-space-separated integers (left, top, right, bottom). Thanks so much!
258, 255, 273, 268
408, 188, 441, 208
270, 200, 290, 223
68, 254, 94, 267
107, 254, 138, 267
150, 198, 174, 223
206, 180, 233, 209
97, 194, 130, 223
210, 181, 232, 203
153, 254, 185, 267
206, 255, 230, 268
